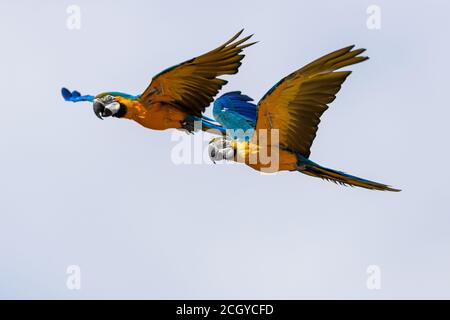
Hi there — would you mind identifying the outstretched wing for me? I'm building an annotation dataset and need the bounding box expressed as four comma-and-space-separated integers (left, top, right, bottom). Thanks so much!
139, 30, 256, 117
254, 45, 368, 158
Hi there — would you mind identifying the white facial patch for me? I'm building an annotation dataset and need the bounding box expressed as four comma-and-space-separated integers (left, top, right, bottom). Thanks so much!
220, 147, 235, 160
105, 101, 121, 115
208, 139, 234, 162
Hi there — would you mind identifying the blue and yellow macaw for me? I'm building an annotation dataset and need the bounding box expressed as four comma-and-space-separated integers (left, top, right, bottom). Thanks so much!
62, 30, 255, 132
208, 46, 400, 191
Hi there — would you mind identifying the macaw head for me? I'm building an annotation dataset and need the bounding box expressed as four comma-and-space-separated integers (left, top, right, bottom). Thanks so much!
61, 88, 139, 120
208, 137, 235, 163
92, 92, 134, 120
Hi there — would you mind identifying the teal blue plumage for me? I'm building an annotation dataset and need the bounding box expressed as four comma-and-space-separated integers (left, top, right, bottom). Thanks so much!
212, 91, 257, 139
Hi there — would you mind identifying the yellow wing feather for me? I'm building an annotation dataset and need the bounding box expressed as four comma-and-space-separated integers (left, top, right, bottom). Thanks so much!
139, 30, 256, 117
254, 46, 368, 158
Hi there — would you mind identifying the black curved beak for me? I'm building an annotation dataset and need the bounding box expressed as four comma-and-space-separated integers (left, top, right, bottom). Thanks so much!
209, 148, 216, 164
93, 101, 104, 120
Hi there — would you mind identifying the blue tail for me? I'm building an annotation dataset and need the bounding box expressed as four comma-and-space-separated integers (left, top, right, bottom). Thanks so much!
298, 156, 400, 192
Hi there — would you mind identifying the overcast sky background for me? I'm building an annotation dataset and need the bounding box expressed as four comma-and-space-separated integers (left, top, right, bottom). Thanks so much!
0, 0, 449, 299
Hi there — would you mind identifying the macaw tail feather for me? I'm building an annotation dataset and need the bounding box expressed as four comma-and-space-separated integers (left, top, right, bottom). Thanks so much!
300, 162, 400, 192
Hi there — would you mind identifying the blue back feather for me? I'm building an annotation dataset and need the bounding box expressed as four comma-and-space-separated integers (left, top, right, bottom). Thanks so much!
213, 91, 257, 131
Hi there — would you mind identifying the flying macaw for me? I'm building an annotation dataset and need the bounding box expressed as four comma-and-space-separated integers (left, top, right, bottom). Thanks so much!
62, 30, 256, 132
208, 45, 400, 191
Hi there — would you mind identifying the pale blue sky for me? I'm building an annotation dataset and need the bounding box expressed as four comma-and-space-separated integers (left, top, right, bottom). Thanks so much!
0, 0, 449, 299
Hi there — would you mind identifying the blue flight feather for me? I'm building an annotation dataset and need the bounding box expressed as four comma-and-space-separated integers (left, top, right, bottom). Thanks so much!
61, 87, 94, 102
